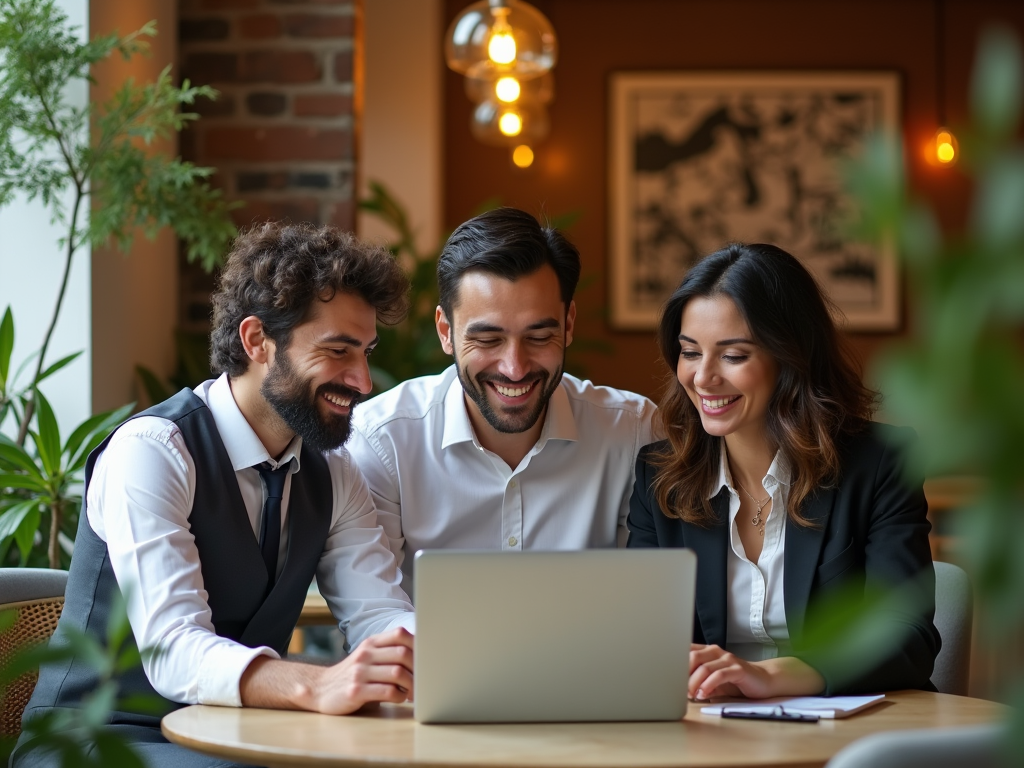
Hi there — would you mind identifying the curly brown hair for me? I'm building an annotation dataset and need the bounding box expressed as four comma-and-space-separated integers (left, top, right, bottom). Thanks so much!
210, 222, 409, 377
651, 243, 878, 527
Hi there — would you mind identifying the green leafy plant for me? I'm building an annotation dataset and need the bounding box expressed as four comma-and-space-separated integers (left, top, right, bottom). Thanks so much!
0, 593, 161, 767
0, 0, 236, 567
0, 319, 132, 567
134, 329, 215, 409
358, 181, 452, 391
844, 22, 1024, 752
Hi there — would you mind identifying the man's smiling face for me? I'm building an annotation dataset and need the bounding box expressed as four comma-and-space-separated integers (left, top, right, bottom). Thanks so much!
261, 290, 378, 452
437, 265, 575, 438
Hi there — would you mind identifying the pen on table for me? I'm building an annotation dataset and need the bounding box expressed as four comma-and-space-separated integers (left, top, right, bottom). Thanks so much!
720, 706, 820, 723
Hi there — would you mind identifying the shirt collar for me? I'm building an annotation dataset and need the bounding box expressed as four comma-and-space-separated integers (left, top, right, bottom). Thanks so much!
536, 381, 578, 447
203, 373, 303, 473
708, 442, 791, 500
765, 451, 792, 488
439, 373, 579, 451
441, 374, 478, 450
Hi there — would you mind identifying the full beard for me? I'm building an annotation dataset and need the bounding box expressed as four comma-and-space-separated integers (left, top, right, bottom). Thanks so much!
261, 352, 361, 453
455, 354, 565, 435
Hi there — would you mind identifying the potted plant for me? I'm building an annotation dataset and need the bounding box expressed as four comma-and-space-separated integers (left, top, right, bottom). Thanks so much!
0, 0, 236, 569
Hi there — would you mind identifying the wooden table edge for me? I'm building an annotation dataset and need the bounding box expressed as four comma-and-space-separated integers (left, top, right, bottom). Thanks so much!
161, 692, 1012, 768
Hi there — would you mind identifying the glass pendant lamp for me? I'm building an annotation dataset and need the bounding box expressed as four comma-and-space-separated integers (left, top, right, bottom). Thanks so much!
445, 0, 557, 81
471, 99, 550, 147
464, 71, 554, 107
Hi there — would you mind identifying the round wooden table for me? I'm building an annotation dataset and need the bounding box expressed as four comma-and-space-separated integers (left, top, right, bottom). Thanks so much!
161, 690, 1008, 768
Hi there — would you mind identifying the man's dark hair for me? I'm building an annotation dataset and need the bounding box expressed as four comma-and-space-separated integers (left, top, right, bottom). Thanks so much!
436, 207, 581, 321
210, 222, 409, 377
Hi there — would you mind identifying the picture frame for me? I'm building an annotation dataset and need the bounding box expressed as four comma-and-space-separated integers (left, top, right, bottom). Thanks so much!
608, 71, 901, 331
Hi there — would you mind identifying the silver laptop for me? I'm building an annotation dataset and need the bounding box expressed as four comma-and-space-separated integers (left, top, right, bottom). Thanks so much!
413, 549, 696, 723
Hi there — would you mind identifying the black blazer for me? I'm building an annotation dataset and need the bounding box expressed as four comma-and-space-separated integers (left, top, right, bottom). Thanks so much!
627, 423, 940, 695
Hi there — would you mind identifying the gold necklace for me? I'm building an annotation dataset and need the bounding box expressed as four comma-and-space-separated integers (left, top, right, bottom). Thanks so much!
737, 483, 771, 537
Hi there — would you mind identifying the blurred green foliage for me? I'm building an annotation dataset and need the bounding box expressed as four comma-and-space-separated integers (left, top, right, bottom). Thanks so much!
0, 592, 159, 766
358, 182, 452, 391
845, 22, 1024, 752
134, 330, 215, 409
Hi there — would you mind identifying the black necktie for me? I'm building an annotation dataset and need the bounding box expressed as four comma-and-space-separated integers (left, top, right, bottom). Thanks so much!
257, 461, 291, 591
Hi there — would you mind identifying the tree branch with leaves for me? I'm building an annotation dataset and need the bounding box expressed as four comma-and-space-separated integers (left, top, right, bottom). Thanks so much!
0, 0, 236, 568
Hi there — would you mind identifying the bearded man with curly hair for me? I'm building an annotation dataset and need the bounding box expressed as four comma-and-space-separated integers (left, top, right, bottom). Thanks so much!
15, 223, 416, 768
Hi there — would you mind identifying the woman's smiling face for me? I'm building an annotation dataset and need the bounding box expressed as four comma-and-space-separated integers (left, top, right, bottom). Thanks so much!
677, 295, 779, 444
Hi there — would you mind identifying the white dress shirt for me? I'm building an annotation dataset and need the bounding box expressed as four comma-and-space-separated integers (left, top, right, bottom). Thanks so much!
86, 374, 414, 707
348, 366, 656, 592
714, 447, 791, 661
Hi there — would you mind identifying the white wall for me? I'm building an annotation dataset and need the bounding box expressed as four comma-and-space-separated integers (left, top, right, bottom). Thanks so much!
359, 0, 443, 254
0, 0, 91, 437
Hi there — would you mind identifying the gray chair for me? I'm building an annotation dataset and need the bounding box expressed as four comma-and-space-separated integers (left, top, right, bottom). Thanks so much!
0, 567, 69, 735
825, 724, 1004, 768
931, 561, 973, 696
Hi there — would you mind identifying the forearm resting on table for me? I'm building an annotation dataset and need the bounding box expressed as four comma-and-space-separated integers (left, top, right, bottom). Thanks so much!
240, 656, 327, 711
753, 656, 826, 697
239, 627, 415, 715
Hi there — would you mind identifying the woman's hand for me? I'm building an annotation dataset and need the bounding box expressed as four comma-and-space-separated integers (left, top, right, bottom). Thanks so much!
688, 644, 825, 700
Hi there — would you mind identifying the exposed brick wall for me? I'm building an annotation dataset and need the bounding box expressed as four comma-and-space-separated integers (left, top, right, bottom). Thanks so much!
177, 0, 358, 334
178, 0, 357, 234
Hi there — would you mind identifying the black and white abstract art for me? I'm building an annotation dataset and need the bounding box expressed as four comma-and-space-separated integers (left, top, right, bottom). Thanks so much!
608, 72, 900, 330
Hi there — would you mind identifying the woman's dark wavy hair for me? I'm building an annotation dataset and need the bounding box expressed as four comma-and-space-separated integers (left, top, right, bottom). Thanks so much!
651, 243, 878, 527
210, 222, 409, 377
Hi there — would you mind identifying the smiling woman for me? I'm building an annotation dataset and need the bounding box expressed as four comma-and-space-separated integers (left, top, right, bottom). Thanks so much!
627, 243, 940, 701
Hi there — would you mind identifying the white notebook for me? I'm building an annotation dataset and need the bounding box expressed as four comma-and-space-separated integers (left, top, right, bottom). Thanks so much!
701, 694, 886, 719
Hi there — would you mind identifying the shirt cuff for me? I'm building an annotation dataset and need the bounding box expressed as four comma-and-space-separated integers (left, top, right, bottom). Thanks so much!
389, 612, 416, 635
197, 643, 280, 707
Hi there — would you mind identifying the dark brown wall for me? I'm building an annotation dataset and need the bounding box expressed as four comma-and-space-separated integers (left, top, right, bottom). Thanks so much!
442, 0, 1024, 401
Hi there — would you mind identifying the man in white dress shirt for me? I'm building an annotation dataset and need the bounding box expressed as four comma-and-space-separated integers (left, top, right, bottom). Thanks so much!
16, 223, 416, 768
349, 208, 657, 592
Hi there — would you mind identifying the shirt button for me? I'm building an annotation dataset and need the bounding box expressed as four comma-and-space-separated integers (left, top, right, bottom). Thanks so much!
509, 480, 517, 489
508, 536, 518, 546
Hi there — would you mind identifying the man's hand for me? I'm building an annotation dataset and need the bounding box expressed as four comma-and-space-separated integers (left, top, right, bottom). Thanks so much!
240, 627, 414, 714
313, 627, 415, 714
688, 643, 824, 701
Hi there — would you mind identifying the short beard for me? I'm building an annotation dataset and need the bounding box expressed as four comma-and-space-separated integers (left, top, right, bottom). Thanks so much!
260, 350, 361, 453
454, 352, 564, 435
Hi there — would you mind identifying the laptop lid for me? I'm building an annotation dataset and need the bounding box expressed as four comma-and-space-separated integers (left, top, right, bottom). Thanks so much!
414, 549, 696, 723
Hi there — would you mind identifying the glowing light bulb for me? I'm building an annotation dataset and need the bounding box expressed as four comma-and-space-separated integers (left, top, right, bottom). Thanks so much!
499, 111, 523, 136
488, 30, 516, 64
487, 8, 516, 65
935, 129, 957, 164
495, 76, 521, 103
512, 145, 534, 168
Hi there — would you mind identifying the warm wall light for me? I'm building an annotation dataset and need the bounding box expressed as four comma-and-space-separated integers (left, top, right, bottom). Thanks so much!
934, 128, 958, 165
512, 145, 534, 168
931, 0, 958, 168
446, 0, 557, 81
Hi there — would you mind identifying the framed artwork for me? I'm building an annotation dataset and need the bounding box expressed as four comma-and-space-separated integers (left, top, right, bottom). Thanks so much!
608, 71, 901, 330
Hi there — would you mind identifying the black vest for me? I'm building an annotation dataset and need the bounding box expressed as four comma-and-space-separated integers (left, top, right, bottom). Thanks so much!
22, 389, 334, 727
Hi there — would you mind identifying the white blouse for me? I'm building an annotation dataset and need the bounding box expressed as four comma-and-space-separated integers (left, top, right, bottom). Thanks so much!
712, 446, 792, 661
